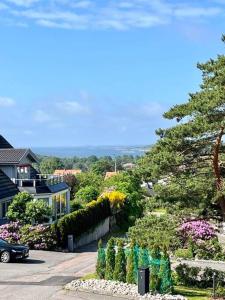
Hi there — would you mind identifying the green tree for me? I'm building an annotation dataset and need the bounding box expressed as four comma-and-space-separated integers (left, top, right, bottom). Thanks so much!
91, 159, 114, 175
39, 157, 63, 174
126, 242, 136, 284
159, 247, 173, 294
113, 240, 126, 282
7, 192, 33, 223
141, 36, 225, 217
75, 186, 99, 203
105, 238, 116, 280
96, 239, 106, 279
25, 200, 51, 224
76, 172, 103, 193
64, 174, 78, 199
138, 247, 149, 268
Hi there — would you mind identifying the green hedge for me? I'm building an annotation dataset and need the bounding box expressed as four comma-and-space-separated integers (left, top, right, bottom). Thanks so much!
57, 198, 111, 245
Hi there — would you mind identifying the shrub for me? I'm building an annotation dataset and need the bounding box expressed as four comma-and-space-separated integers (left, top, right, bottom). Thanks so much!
174, 248, 193, 259
25, 200, 51, 224
7, 192, 33, 223
159, 247, 173, 294
57, 197, 111, 245
126, 242, 136, 284
138, 247, 149, 268
70, 200, 83, 212
113, 240, 126, 282
100, 191, 126, 211
179, 220, 216, 243
105, 238, 116, 280
150, 245, 161, 292
96, 240, 106, 279
20, 224, 57, 250
128, 214, 180, 251
174, 264, 225, 288
0, 222, 21, 243
76, 186, 99, 203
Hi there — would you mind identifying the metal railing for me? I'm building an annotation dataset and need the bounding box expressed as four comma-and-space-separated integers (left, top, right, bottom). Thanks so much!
11, 174, 65, 188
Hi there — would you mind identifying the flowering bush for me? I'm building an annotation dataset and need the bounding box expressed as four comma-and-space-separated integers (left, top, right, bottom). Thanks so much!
0, 222, 21, 243
179, 220, 216, 243
100, 191, 126, 211
20, 224, 57, 250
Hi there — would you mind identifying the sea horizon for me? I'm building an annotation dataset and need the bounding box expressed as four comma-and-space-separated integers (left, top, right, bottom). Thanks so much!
32, 145, 150, 158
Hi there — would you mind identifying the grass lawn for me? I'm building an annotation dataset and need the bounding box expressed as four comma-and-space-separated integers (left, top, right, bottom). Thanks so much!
174, 286, 212, 300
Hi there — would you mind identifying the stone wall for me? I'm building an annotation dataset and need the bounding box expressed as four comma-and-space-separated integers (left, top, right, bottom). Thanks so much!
74, 217, 110, 249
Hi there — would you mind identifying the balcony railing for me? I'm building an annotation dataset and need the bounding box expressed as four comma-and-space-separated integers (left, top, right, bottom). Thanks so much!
11, 174, 65, 188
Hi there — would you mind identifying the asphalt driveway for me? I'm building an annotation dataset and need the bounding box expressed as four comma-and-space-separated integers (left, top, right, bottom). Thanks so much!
0, 243, 97, 300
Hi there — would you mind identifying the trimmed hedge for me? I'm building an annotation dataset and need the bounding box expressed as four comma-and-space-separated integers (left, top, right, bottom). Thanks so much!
57, 198, 111, 245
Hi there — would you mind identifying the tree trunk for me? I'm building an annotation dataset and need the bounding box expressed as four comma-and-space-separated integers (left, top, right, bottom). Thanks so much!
213, 126, 225, 217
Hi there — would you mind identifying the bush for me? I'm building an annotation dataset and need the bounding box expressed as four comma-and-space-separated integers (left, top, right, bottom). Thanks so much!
175, 264, 225, 288
179, 220, 216, 244
128, 214, 180, 250
70, 200, 83, 212
113, 240, 126, 282
76, 186, 99, 203
100, 191, 126, 211
96, 240, 106, 279
7, 192, 33, 223
57, 197, 111, 245
25, 200, 51, 224
19, 224, 57, 250
174, 248, 193, 259
105, 238, 116, 280
150, 245, 161, 292
0, 222, 21, 243
126, 242, 136, 284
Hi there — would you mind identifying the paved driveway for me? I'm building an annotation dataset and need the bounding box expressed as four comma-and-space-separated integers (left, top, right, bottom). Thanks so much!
0, 243, 97, 300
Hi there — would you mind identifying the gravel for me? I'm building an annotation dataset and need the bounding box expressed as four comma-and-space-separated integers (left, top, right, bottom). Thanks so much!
65, 279, 187, 300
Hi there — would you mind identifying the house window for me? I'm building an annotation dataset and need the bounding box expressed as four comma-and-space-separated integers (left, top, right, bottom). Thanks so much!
0, 201, 10, 219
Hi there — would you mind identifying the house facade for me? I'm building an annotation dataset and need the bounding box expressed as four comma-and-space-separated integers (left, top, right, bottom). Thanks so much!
0, 135, 70, 224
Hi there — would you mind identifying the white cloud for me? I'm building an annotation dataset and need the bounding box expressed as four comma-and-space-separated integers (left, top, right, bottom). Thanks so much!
0, 0, 224, 30
56, 101, 91, 115
0, 97, 16, 107
33, 109, 54, 123
6, 0, 39, 7
174, 6, 222, 17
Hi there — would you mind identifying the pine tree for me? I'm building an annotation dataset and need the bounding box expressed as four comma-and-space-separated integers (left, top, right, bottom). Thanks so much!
105, 238, 115, 280
140, 35, 225, 218
126, 241, 136, 284
96, 239, 106, 279
113, 240, 126, 282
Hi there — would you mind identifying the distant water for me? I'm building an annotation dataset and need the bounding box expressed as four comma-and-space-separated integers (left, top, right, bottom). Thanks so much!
32, 145, 150, 158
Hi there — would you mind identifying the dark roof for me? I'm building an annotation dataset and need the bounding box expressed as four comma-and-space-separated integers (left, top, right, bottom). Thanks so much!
0, 135, 13, 149
0, 169, 19, 200
0, 149, 38, 165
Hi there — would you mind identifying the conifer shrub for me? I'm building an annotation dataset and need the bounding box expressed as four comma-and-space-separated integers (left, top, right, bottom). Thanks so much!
113, 240, 126, 282
159, 247, 173, 294
126, 241, 136, 284
96, 239, 106, 279
150, 245, 161, 292
138, 247, 149, 268
105, 238, 115, 280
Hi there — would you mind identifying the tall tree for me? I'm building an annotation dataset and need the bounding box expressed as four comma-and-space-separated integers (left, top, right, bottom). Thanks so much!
143, 36, 225, 217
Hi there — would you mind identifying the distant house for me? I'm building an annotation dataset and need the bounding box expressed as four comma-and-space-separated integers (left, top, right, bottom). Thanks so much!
54, 169, 82, 176
122, 163, 136, 170
0, 135, 70, 224
105, 171, 118, 180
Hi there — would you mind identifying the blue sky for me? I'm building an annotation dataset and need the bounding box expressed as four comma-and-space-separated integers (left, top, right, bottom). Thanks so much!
0, 0, 224, 147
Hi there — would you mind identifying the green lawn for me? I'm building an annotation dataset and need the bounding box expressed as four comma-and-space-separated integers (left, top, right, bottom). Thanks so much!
174, 286, 212, 300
